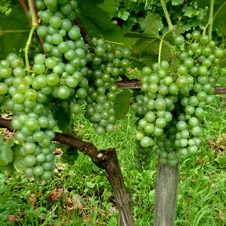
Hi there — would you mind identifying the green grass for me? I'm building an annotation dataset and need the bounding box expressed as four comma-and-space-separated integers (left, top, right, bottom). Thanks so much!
1, 96, 226, 225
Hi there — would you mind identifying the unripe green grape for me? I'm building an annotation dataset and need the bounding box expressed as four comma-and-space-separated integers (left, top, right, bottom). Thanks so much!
174, 35, 184, 46
68, 25, 81, 40
156, 118, 166, 128
41, 171, 52, 180
24, 155, 36, 167
154, 98, 166, 111
49, 16, 61, 28
176, 121, 187, 131
140, 136, 153, 148
33, 166, 44, 177
0, 83, 8, 95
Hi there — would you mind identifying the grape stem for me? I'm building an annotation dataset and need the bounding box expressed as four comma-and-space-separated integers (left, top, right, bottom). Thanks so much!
208, 0, 214, 40
24, 0, 39, 73
203, 0, 215, 37
158, 30, 171, 67
74, 19, 87, 41
160, 0, 173, 31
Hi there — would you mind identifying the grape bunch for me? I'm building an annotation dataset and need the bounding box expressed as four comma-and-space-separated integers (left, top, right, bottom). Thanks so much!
35, 0, 90, 109
133, 30, 225, 170
35, 0, 131, 134
84, 37, 131, 134
0, 53, 56, 179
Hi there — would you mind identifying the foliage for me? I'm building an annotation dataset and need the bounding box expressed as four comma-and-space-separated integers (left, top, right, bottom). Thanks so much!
0, 135, 14, 166
0, 3, 29, 58
112, 0, 208, 33
0, 0, 12, 15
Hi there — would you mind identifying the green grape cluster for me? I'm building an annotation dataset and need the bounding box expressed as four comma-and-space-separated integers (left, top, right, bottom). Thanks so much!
35, 0, 89, 108
84, 37, 131, 134
0, 54, 56, 179
133, 30, 225, 170
35, 0, 131, 134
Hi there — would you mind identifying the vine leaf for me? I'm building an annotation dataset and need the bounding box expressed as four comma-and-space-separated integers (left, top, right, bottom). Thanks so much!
51, 104, 70, 132
172, 0, 184, 5
0, 135, 14, 166
12, 144, 25, 172
77, 0, 114, 34
0, 3, 29, 58
114, 90, 131, 120
77, 0, 135, 48
103, 26, 137, 48
98, 0, 117, 18
197, 0, 226, 36
182, 5, 197, 18
124, 12, 174, 68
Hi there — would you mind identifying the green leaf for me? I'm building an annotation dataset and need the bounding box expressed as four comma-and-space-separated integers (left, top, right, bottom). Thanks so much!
124, 12, 176, 68
130, 53, 157, 69
182, 5, 198, 18
213, 1, 226, 37
61, 146, 79, 165
51, 103, 70, 132
114, 90, 131, 120
142, 12, 163, 35
118, 10, 130, 21
0, 3, 29, 58
133, 38, 157, 55
103, 26, 137, 48
12, 144, 25, 172
0, 135, 14, 166
98, 0, 117, 18
78, 0, 114, 35
197, 0, 226, 36
172, 0, 184, 5
124, 32, 154, 39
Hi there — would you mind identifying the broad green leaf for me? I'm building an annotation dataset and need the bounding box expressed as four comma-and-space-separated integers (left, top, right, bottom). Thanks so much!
103, 26, 137, 48
124, 12, 175, 68
12, 144, 25, 172
0, 3, 29, 58
114, 90, 131, 120
98, 0, 117, 18
142, 12, 163, 35
130, 53, 157, 69
213, 1, 226, 37
124, 32, 155, 39
197, 0, 226, 36
78, 0, 114, 35
0, 135, 14, 166
133, 38, 157, 55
